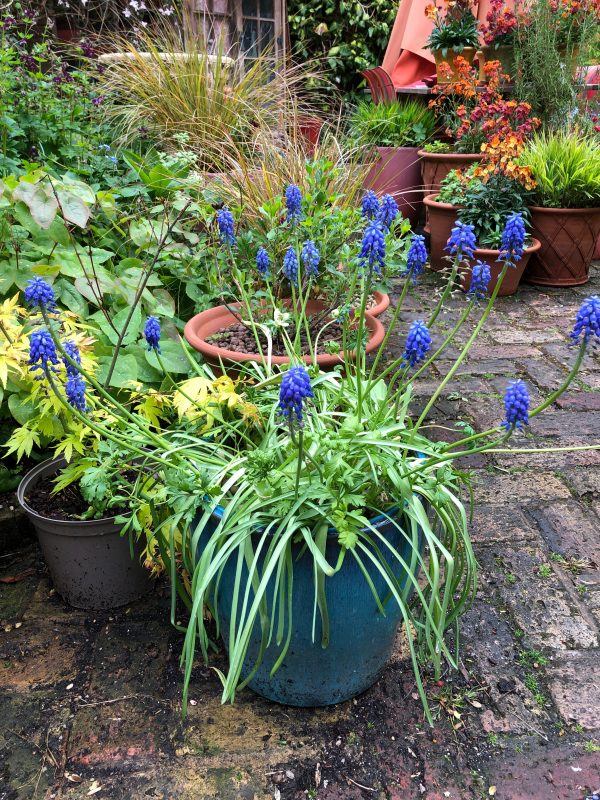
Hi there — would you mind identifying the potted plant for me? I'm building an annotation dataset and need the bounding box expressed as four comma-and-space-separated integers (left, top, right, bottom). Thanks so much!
17, 453, 153, 609
183, 183, 412, 371
520, 130, 600, 286
479, 0, 526, 80
25, 202, 600, 719
423, 167, 468, 270
347, 99, 437, 226
425, 0, 480, 82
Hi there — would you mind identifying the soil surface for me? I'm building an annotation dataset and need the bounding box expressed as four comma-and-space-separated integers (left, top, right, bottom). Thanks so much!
24, 477, 127, 522
208, 322, 346, 357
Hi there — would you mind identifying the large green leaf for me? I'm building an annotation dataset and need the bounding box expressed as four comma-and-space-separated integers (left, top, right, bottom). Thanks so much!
145, 337, 190, 374
55, 189, 90, 228
56, 278, 89, 316
96, 353, 139, 388
8, 393, 37, 425
12, 182, 58, 229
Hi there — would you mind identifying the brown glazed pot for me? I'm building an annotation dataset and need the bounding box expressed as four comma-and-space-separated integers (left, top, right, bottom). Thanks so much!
363, 146, 424, 227
459, 239, 541, 297
184, 301, 385, 371
432, 47, 478, 82
525, 206, 600, 286
423, 194, 461, 271
418, 150, 482, 197
17, 457, 153, 610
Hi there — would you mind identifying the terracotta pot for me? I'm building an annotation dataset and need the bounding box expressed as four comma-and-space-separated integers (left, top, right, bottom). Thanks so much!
459, 239, 541, 297
432, 47, 478, 82
297, 116, 323, 156
418, 150, 482, 197
480, 45, 514, 81
368, 291, 390, 317
423, 194, 461, 271
525, 206, 600, 286
363, 146, 424, 227
184, 301, 385, 371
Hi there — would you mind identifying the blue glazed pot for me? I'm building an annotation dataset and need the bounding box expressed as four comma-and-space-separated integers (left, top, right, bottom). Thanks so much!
195, 508, 422, 707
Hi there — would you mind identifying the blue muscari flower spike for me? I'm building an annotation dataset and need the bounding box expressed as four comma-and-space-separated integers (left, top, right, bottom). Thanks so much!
446, 221, 477, 260
301, 240, 320, 277
256, 246, 270, 277
501, 379, 529, 430
283, 247, 299, 285
403, 234, 428, 282
216, 207, 236, 245
65, 373, 87, 412
29, 330, 59, 376
278, 365, 314, 429
62, 340, 81, 378
378, 194, 399, 230
570, 295, 600, 345
24, 277, 57, 312
359, 221, 386, 274
499, 212, 526, 264
468, 260, 492, 301
144, 317, 161, 352
361, 190, 379, 220
285, 184, 302, 224
402, 320, 431, 368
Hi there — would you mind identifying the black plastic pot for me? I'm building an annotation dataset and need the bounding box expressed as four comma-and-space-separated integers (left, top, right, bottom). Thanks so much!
17, 457, 152, 609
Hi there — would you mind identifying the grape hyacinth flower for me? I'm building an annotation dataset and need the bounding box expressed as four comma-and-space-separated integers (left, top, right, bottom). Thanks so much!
285, 184, 302, 224
446, 221, 477, 261
62, 340, 81, 378
501, 379, 529, 429
216, 207, 236, 245
65, 373, 87, 412
278, 365, 314, 429
256, 246, 270, 277
361, 190, 379, 220
403, 234, 428, 281
359, 221, 386, 274
499, 212, 526, 264
467, 260, 492, 301
402, 320, 432, 368
24, 277, 57, 312
144, 317, 161, 352
570, 295, 600, 345
283, 247, 299, 285
301, 240, 320, 277
378, 194, 399, 230
29, 330, 59, 376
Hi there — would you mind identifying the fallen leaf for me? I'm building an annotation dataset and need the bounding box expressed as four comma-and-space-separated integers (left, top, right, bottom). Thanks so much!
0, 568, 35, 584
87, 780, 102, 795
489, 787, 497, 796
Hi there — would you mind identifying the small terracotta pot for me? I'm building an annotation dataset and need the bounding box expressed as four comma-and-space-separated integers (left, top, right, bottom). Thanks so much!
423, 194, 461, 271
368, 291, 390, 317
184, 301, 385, 371
297, 116, 324, 156
418, 150, 482, 197
480, 45, 514, 81
432, 47, 478, 82
459, 239, 541, 297
363, 146, 424, 227
525, 206, 600, 286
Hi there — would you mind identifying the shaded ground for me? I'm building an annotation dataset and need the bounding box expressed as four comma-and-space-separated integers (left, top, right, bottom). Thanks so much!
2, 268, 600, 800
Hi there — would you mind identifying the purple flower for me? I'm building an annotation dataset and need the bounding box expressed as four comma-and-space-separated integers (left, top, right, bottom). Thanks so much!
92, 95, 105, 107
65, 373, 87, 412
446, 221, 477, 261
361, 190, 380, 220
24, 277, 56, 312
571, 295, 600, 345
283, 247, 299, 285
29, 330, 59, 376
499, 212, 526, 264
144, 317, 161, 352
301, 240, 320, 277
378, 194, 399, 230
278, 365, 313, 428
402, 320, 432, 368
359, 221, 386, 274
62, 340, 81, 378
285, 184, 302, 224
216, 207, 236, 245
403, 234, 428, 281
256, 246, 270, 277
501, 379, 529, 429
467, 260, 492, 301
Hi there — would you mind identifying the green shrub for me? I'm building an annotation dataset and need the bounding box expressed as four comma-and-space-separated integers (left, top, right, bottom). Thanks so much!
521, 130, 600, 208
346, 99, 436, 148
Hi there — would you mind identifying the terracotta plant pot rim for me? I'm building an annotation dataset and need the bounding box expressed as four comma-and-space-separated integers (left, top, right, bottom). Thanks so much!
184, 302, 386, 368
423, 194, 463, 210
471, 238, 541, 258
418, 150, 482, 160
368, 291, 390, 317
529, 205, 600, 215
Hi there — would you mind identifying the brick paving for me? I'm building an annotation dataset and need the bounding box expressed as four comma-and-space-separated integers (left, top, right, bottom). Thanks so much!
2, 268, 600, 800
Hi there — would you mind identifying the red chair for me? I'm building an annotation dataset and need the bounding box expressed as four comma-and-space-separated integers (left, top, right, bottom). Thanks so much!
361, 66, 397, 104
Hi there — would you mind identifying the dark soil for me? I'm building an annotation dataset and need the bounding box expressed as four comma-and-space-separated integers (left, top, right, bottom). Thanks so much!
208, 322, 346, 357
24, 476, 125, 522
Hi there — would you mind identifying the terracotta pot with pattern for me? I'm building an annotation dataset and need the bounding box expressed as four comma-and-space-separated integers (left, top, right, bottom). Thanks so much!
419, 151, 482, 198
423, 194, 461, 271
525, 206, 600, 286
459, 240, 541, 297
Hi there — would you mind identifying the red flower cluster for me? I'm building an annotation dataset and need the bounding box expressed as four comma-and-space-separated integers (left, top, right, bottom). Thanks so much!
480, 0, 526, 45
